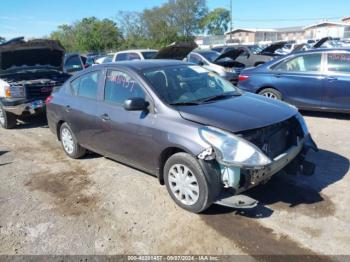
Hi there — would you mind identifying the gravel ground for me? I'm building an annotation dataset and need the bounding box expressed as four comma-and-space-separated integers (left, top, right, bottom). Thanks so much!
0, 112, 349, 259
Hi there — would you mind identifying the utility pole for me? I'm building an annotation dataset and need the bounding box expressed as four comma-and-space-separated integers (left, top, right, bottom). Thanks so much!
230, 0, 233, 40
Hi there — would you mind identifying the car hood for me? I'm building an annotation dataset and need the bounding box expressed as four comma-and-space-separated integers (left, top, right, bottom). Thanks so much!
215, 49, 243, 62
0, 38, 65, 72
259, 41, 287, 56
177, 93, 298, 133
154, 42, 198, 60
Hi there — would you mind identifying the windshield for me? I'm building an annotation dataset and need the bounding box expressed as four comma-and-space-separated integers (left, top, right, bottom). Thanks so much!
198, 51, 221, 62
142, 51, 158, 59
143, 65, 240, 105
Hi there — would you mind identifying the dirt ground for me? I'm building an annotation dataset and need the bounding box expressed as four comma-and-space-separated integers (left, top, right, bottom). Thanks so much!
0, 112, 350, 259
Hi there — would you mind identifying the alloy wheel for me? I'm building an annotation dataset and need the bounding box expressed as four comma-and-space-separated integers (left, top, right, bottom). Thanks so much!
168, 164, 200, 206
262, 92, 278, 99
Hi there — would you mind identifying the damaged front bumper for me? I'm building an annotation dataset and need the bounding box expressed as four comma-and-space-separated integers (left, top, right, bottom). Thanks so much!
199, 134, 317, 196
1, 98, 45, 116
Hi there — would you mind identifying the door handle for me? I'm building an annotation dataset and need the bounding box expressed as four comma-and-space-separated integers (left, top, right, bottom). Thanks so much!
274, 74, 282, 78
65, 105, 71, 112
100, 114, 110, 122
327, 76, 338, 82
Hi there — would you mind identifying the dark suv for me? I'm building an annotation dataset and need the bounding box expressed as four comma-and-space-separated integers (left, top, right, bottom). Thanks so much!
0, 38, 71, 129
46, 60, 317, 213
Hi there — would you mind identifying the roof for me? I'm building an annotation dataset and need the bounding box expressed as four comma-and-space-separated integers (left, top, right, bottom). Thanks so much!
226, 28, 276, 34
342, 17, 350, 21
292, 48, 350, 55
275, 26, 304, 33
114, 49, 158, 54
91, 59, 190, 71
303, 22, 349, 30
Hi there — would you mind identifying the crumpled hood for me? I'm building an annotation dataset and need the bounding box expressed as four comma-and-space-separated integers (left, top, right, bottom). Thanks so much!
177, 93, 298, 133
0, 38, 65, 72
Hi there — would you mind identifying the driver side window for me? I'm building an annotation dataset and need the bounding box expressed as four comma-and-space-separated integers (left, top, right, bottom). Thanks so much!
104, 70, 145, 105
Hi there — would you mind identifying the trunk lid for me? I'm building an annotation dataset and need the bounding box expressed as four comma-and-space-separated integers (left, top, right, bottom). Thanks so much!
154, 42, 198, 60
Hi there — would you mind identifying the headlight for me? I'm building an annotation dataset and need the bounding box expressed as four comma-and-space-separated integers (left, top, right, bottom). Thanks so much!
295, 113, 309, 135
199, 126, 271, 168
6, 85, 25, 98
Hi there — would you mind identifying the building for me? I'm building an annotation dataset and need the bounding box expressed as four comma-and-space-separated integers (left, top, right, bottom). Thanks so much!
303, 22, 348, 39
223, 17, 350, 44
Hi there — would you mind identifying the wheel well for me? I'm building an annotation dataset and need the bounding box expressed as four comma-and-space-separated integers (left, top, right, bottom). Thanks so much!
56, 120, 65, 141
158, 147, 186, 185
256, 86, 277, 94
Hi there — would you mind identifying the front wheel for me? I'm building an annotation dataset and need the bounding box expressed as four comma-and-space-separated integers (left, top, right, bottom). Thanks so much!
0, 105, 17, 129
164, 153, 221, 213
259, 88, 282, 100
60, 123, 86, 159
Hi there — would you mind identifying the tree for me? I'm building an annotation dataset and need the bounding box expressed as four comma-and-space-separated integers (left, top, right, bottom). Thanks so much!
0, 36, 5, 44
50, 17, 123, 52
169, 0, 208, 39
200, 8, 230, 35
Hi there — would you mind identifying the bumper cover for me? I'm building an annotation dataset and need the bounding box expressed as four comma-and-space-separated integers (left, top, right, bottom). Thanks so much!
1, 98, 45, 115
236, 136, 311, 194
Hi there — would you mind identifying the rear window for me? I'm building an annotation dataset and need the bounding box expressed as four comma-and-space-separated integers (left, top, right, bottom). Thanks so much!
141, 51, 158, 59
273, 53, 322, 72
70, 71, 101, 99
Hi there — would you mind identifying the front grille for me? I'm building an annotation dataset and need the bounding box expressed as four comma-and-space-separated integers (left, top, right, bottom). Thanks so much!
25, 81, 64, 100
239, 117, 304, 159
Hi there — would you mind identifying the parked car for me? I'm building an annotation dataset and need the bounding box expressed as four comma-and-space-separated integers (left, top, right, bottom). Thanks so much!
0, 38, 71, 129
64, 53, 85, 74
46, 60, 316, 213
112, 49, 158, 62
95, 54, 114, 64
222, 42, 287, 67
238, 48, 350, 113
186, 49, 245, 84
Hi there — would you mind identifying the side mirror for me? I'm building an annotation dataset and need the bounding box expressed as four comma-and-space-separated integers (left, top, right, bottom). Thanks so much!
124, 97, 149, 111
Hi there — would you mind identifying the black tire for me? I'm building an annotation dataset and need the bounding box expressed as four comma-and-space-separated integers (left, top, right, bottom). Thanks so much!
259, 88, 283, 100
59, 122, 86, 159
164, 153, 221, 213
0, 105, 17, 129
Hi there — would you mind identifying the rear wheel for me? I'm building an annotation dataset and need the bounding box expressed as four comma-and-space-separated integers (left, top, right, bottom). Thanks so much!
259, 88, 282, 100
164, 153, 221, 213
60, 123, 86, 159
0, 105, 17, 129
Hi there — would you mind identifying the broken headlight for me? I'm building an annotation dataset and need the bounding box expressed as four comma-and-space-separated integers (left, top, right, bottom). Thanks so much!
295, 113, 309, 135
199, 126, 271, 168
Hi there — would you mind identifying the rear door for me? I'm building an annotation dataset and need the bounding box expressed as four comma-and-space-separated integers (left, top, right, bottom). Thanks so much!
270, 53, 325, 109
94, 68, 157, 172
322, 52, 350, 112
64, 70, 104, 151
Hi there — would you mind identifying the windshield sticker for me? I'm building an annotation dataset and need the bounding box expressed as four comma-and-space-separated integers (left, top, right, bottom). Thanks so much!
189, 66, 208, 73
108, 74, 136, 90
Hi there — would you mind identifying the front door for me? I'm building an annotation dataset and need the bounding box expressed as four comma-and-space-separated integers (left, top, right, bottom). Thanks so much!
94, 69, 157, 172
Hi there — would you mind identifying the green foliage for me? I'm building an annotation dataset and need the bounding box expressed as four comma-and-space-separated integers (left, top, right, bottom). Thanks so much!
50, 17, 123, 52
50, 0, 226, 52
200, 8, 231, 35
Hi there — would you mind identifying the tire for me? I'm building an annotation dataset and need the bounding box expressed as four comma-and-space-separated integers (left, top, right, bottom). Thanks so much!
0, 105, 17, 129
259, 88, 282, 100
164, 153, 221, 213
59, 122, 86, 159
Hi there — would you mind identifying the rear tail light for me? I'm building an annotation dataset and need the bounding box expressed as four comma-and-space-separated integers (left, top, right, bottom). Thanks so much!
238, 75, 249, 82
45, 95, 53, 104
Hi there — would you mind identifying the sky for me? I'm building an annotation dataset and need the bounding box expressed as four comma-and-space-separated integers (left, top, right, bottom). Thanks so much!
1, 0, 350, 39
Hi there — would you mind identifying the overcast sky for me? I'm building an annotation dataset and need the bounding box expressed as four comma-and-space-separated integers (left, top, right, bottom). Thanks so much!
1, 0, 350, 39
